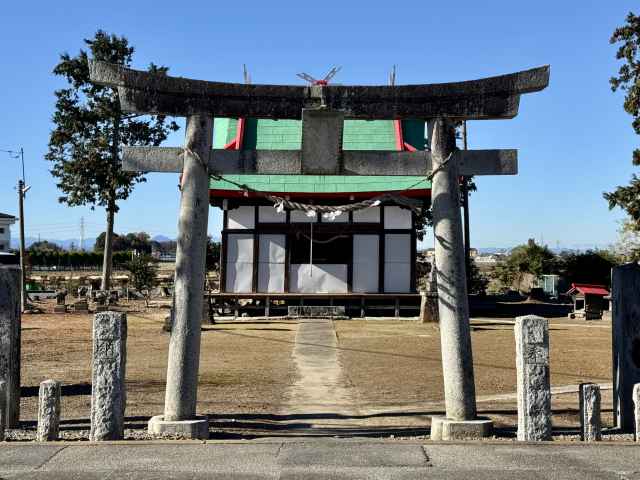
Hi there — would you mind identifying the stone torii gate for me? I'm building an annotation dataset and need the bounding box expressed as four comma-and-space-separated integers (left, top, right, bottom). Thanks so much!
90, 61, 549, 439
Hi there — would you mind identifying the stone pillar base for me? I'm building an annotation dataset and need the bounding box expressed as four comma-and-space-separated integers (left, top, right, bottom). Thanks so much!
148, 415, 209, 439
430, 416, 493, 441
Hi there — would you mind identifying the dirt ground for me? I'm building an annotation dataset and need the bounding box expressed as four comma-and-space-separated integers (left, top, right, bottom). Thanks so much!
18, 300, 614, 438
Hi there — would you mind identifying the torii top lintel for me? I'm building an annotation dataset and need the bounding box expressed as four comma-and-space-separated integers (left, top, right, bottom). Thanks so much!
89, 61, 549, 121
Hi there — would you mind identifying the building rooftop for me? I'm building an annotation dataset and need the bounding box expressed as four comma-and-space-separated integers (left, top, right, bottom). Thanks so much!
0, 213, 16, 221
209, 118, 430, 198
566, 283, 610, 297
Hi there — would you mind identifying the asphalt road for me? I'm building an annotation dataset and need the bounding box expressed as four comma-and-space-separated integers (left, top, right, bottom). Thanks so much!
1, 440, 639, 479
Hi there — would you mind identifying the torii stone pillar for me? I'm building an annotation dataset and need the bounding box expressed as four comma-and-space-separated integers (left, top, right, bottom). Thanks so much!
430, 118, 492, 440
148, 115, 212, 439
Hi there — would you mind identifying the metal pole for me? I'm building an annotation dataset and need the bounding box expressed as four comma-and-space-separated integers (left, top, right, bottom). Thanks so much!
17, 180, 27, 312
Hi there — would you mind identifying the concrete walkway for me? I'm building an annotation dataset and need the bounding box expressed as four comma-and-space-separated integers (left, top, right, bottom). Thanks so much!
283, 319, 356, 417
1, 440, 639, 479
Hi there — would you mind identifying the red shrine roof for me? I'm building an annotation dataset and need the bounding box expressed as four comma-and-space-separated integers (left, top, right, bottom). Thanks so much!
566, 283, 609, 297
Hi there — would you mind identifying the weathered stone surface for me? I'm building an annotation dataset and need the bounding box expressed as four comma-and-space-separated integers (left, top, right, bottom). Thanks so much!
90, 311, 127, 441
90, 60, 550, 120
579, 383, 601, 442
37, 380, 61, 441
430, 416, 493, 440
300, 109, 344, 175
515, 315, 551, 441
0, 380, 6, 440
0, 265, 21, 428
432, 118, 477, 422
163, 115, 211, 422
420, 291, 439, 323
634, 383, 640, 442
122, 145, 518, 177
148, 414, 209, 440
612, 263, 640, 431
288, 306, 346, 318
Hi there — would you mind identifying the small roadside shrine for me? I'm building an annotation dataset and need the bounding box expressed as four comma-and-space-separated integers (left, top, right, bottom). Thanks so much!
566, 283, 610, 320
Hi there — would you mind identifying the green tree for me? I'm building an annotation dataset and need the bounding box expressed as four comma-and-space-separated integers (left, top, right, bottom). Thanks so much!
206, 236, 221, 272
604, 13, 640, 223
558, 249, 618, 287
125, 254, 159, 305
506, 239, 557, 277
46, 30, 178, 291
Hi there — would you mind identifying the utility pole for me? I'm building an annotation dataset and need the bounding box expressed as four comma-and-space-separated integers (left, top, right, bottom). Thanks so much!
461, 122, 471, 272
17, 178, 28, 312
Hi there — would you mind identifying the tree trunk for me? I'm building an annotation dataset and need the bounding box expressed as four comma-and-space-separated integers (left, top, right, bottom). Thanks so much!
100, 201, 115, 291
101, 109, 121, 292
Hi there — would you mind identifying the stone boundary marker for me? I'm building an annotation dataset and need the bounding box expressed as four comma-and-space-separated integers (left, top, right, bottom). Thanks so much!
90, 311, 127, 441
0, 380, 6, 440
612, 263, 640, 431
37, 380, 61, 441
579, 383, 601, 442
0, 265, 21, 428
634, 384, 639, 442
515, 315, 551, 441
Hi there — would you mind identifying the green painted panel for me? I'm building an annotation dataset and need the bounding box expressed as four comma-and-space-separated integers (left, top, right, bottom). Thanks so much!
213, 118, 237, 147
210, 175, 430, 193
402, 120, 427, 150
211, 117, 428, 194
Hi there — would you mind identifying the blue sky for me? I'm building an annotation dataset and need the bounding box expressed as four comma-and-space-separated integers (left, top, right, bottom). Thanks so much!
0, 1, 637, 249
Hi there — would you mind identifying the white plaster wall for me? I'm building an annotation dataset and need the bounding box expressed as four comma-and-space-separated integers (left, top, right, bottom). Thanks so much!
384, 206, 412, 229
384, 233, 411, 292
290, 210, 318, 223
226, 233, 254, 293
228, 206, 255, 229
258, 235, 285, 293
353, 235, 379, 292
353, 206, 380, 223
290, 264, 347, 293
258, 206, 286, 223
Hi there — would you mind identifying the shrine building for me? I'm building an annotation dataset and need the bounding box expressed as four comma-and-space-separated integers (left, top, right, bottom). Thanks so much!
209, 117, 430, 316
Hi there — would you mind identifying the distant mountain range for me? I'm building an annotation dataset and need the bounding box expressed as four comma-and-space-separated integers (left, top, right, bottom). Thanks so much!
11, 234, 221, 251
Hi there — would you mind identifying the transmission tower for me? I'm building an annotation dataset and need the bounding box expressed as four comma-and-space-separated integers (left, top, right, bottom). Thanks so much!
80, 216, 85, 251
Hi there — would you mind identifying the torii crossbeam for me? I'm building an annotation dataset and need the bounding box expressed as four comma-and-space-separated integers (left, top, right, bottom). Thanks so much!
89, 61, 549, 440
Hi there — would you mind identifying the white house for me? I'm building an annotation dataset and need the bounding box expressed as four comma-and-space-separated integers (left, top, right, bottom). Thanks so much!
0, 213, 17, 252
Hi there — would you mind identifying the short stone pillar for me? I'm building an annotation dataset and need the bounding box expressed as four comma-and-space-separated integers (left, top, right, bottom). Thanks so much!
612, 263, 640, 431
420, 291, 439, 323
579, 383, 601, 442
515, 315, 552, 441
0, 265, 21, 428
90, 311, 127, 441
37, 380, 61, 441
634, 383, 640, 442
0, 380, 6, 440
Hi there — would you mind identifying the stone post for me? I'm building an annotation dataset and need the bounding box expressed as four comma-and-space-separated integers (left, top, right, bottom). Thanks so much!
149, 115, 211, 439
634, 383, 640, 442
515, 315, 551, 441
0, 380, 6, 440
37, 380, 61, 441
90, 311, 127, 441
431, 118, 476, 419
429, 118, 491, 440
612, 263, 640, 432
0, 265, 21, 427
579, 383, 601, 442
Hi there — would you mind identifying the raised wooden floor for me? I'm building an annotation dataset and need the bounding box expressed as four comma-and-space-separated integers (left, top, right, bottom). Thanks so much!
207, 292, 423, 318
